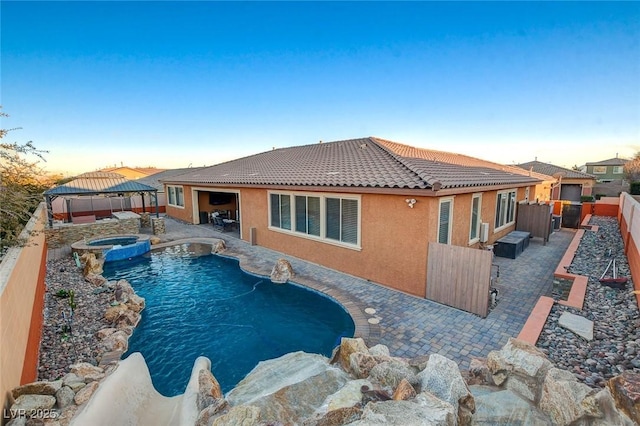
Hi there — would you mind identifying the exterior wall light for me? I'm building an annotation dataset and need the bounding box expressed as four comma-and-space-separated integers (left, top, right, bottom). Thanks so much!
405, 198, 417, 208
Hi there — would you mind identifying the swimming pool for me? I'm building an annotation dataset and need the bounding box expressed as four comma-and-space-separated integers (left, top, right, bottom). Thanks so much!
102, 243, 355, 396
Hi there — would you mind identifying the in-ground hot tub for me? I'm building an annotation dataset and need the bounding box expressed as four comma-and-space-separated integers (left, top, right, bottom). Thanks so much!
72, 234, 151, 262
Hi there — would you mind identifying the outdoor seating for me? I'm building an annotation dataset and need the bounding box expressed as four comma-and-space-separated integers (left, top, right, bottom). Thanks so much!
212, 214, 234, 232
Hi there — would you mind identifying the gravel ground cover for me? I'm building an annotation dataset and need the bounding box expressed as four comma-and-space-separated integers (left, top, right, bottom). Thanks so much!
537, 216, 640, 388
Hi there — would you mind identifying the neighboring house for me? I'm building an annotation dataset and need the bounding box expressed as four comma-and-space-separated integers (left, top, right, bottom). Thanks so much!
516, 160, 596, 202
100, 166, 166, 180
132, 167, 206, 214
162, 137, 542, 298
585, 157, 628, 183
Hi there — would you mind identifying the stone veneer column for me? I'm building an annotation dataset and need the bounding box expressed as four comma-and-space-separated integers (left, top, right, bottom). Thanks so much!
151, 217, 165, 235
139, 213, 151, 228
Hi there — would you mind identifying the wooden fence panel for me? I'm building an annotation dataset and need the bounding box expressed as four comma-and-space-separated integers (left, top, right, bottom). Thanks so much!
426, 242, 492, 317
517, 203, 552, 243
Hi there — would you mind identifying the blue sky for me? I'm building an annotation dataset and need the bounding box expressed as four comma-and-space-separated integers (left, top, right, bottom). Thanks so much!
2, 1, 639, 175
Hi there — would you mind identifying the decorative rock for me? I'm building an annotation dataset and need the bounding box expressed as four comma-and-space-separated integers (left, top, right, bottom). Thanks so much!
270, 258, 294, 283
61, 373, 83, 387
349, 352, 379, 379
558, 312, 594, 341
417, 353, 474, 424
352, 393, 456, 425
125, 294, 145, 313
465, 357, 492, 386
73, 381, 99, 405
608, 371, 640, 424
99, 330, 129, 353
104, 305, 129, 323
11, 395, 56, 416
471, 387, 552, 425
115, 310, 140, 329
392, 378, 416, 401
95, 328, 117, 340
66, 381, 86, 393
247, 368, 349, 424
368, 344, 390, 358
212, 240, 226, 253
539, 367, 600, 424
308, 406, 362, 426
228, 352, 338, 406
325, 379, 372, 411
332, 337, 369, 375
80, 252, 103, 276
11, 380, 62, 399
84, 273, 107, 287
70, 363, 105, 383
368, 359, 417, 389
197, 368, 223, 411
149, 236, 161, 245
194, 399, 228, 426
487, 338, 552, 394
115, 280, 135, 297
211, 405, 260, 426
55, 386, 76, 409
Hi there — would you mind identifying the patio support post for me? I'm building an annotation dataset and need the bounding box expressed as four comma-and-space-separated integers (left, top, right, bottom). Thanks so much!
140, 191, 146, 213
153, 192, 159, 217
45, 195, 55, 227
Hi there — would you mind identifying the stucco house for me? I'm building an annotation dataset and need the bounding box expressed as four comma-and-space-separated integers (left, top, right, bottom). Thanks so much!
162, 137, 542, 298
585, 156, 628, 183
100, 166, 166, 180
516, 160, 596, 202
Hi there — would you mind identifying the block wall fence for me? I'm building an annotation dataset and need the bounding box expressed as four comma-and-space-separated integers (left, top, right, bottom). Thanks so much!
619, 193, 640, 308
0, 204, 48, 419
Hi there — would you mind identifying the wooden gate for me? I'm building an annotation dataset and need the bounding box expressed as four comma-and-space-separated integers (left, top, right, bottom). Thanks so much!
426, 242, 493, 317
516, 203, 553, 243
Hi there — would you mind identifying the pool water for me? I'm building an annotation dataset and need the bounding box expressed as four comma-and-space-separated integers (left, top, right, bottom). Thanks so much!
88, 237, 138, 246
102, 243, 355, 396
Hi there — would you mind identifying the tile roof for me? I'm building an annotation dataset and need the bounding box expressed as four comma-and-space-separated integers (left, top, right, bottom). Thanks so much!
45, 172, 157, 196
585, 157, 629, 166
516, 161, 596, 180
138, 167, 206, 191
166, 137, 542, 191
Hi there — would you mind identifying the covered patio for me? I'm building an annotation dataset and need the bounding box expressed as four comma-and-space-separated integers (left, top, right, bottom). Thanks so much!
44, 172, 159, 227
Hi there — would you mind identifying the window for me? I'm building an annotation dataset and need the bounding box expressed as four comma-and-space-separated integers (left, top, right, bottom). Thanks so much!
495, 189, 517, 230
270, 194, 291, 230
326, 197, 358, 244
167, 185, 184, 207
438, 198, 453, 244
269, 191, 360, 247
613, 166, 624, 174
592, 166, 607, 174
469, 194, 482, 242
295, 195, 320, 236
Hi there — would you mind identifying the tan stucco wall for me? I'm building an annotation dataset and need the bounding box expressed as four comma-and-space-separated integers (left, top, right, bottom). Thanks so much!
165, 185, 196, 223
166, 185, 530, 298
1, 205, 48, 415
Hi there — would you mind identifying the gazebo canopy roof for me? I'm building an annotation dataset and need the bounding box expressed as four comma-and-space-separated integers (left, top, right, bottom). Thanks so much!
45, 172, 158, 196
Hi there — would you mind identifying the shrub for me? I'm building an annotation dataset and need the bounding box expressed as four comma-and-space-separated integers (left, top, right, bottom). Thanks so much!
630, 182, 640, 195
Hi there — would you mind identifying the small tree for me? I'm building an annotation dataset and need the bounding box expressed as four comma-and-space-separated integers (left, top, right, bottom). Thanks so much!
624, 152, 640, 183
0, 108, 51, 258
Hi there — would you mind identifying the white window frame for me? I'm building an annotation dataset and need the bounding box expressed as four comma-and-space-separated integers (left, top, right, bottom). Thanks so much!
167, 185, 185, 208
469, 193, 482, 244
268, 191, 361, 250
438, 197, 454, 245
613, 166, 624, 174
592, 166, 607, 174
494, 189, 517, 232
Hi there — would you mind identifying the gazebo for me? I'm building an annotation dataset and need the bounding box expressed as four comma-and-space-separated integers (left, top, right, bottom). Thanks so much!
44, 172, 159, 227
